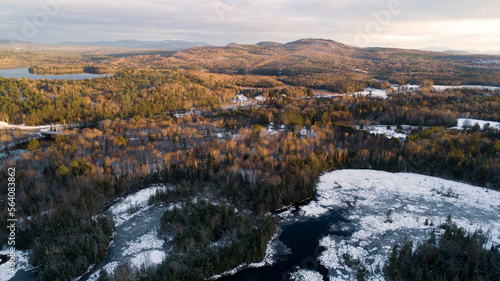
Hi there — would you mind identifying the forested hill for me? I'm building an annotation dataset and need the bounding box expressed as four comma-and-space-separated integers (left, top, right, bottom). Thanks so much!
166, 38, 500, 85
3, 38, 500, 86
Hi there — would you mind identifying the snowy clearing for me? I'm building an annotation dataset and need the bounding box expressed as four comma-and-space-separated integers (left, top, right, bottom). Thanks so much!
391, 84, 421, 92
357, 125, 418, 140
232, 94, 249, 102
452, 118, 500, 130
352, 88, 388, 99
300, 170, 500, 281
433, 85, 500, 91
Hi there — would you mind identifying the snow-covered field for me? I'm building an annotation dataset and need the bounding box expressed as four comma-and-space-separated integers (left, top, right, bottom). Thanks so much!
357, 118, 499, 141
358, 125, 417, 140
452, 118, 500, 130
353, 88, 388, 99
433, 85, 500, 91
391, 84, 421, 92
300, 170, 500, 281
386, 83, 500, 93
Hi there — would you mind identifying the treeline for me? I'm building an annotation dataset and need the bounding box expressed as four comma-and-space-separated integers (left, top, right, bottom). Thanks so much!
29, 65, 117, 75
0, 70, 240, 124
0, 70, 292, 125
384, 221, 500, 281
279, 73, 368, 94
265, 88, 500, 127
2, 69, 499, 127
0, 50, 86, 69
29, 216, 114, 281
403, 126, 500, 188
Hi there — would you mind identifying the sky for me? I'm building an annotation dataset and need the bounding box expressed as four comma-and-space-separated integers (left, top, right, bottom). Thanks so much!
1, 0, 499, 52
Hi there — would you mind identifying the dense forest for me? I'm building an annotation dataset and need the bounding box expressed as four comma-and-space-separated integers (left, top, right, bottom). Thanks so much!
1, 41, 500, 281
1, 112, 498, 280
384, 220, 500, 281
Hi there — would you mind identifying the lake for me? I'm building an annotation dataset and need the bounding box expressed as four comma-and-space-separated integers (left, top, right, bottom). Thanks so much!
0, 68, 112, 80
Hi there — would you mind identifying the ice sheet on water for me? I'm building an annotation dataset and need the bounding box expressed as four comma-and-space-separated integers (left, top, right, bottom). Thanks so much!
130, 250, 165, 269
299, 170, 500, 281
290, 269, 324, 281
122, 230, 164, 257
110, 185, 169, 226
0, 250, 32, 281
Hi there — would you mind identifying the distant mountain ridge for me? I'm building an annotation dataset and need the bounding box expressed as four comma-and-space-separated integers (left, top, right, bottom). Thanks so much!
421, 46, 500, 56
57, 39, 209, 50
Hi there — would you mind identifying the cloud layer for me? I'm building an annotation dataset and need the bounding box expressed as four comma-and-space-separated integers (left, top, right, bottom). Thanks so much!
1, 0, 498, 51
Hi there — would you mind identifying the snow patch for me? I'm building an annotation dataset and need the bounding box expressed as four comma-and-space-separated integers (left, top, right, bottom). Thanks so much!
290, 269, 324, 281
391, 84, 421, 92
433, 85, 500, 91
359, 125, 416, 139
0, 250, 32, 281
353, 88, 388, 99
110, 185, 169, 227
130, 250, 165, 269
86, 229, 166, 281
86, 262, 119, 281
452, 118, 500, 130
255, 95, 266, 101
122, 230, 164, 257
232, 94, 249, 102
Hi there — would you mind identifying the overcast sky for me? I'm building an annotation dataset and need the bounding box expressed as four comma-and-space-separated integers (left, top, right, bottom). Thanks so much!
1, 0, 499, 52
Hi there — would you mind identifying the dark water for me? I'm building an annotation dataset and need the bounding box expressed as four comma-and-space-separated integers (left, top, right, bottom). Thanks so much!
0, 68, 111, 80
218, 210, 349, 281
10, 269, 37, 281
